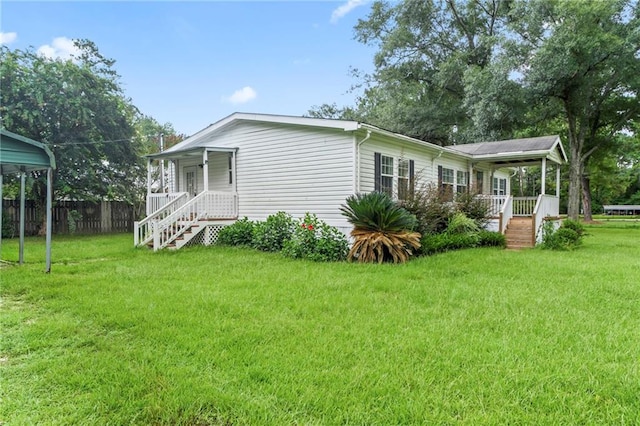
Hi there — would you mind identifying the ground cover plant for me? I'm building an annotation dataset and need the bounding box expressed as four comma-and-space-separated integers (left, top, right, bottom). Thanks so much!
1, 223, 640, 424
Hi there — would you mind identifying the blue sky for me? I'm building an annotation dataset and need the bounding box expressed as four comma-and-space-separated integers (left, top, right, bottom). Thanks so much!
1, 1, 377, 135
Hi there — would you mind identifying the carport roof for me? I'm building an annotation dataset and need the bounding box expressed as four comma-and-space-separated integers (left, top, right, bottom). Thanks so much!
0, 129, 56, 174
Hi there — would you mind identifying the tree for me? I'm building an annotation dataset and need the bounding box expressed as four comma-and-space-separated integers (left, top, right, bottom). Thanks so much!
351, 0, 524, 145
1, 40, 145, 231
508, 0, 640, 219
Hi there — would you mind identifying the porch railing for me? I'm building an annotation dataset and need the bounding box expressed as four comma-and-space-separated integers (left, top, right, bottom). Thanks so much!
136, 191, 238, 250
147, 192, 188, 216
533, 194, 560, 244
134, 192, 189, 247
512, 197, 538, 216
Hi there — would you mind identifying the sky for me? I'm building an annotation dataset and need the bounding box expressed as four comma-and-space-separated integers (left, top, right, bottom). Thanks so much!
0, 0, 378, 136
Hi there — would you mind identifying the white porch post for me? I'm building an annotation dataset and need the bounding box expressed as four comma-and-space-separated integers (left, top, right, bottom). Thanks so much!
202, 149, 209, 192
232, 150, 237, 193
541, 157, 547, 195
146, 158, 152, 216
556, 165, 561, 196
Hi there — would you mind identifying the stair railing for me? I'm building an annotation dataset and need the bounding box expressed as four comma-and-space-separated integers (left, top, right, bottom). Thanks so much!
152, 191, 210, 251
134, 192, 188, 247
499, 195, 513, 234
532, 194, 560, 244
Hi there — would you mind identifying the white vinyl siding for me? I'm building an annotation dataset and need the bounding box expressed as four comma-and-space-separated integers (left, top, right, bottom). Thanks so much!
201, 121, 355, 228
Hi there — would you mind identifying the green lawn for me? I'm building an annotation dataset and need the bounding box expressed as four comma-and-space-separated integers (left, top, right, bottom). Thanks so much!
1, 223, 639, 424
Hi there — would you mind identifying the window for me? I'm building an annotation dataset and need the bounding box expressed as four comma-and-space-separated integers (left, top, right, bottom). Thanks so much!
457, 170, 468, 194
493, 177, 507, 195
398, 159, 410, 200
440, 167, 454, 200
476, 171, 484, 194
380, 155, 394, 196
374, 153, 414, 199
228, 153, 233, 184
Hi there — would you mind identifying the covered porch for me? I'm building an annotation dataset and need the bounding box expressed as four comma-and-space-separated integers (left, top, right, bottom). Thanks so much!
135, 147, 239, 251
453, 135, 568, 248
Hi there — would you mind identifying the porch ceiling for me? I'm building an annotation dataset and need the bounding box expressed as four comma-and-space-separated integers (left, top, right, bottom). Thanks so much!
146, 146, 238, 161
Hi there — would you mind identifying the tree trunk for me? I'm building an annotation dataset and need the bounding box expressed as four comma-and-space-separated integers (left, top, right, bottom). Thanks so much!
581, 174, 593, 222
567, 142, 582, 220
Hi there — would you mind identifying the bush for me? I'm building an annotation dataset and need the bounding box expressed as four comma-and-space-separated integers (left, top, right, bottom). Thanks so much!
399, 183, 453, 235
282, 213, 348, 262
478, 230, 506, 247
252, 211, 296, 252
455, 191, 491, 228
420, 232, 479, 255
217, 217, 255, 246
540, 219, 584, 250
2, 211, 15, 239
446, 212, 480, 235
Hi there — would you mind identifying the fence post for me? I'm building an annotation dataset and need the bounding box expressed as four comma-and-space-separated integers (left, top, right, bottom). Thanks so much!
101, 201, 112, 233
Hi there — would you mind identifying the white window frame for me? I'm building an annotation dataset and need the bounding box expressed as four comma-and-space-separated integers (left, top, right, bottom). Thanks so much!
457, 170, 468, 194
493, 177, 507, 196
380, 155, 394, 196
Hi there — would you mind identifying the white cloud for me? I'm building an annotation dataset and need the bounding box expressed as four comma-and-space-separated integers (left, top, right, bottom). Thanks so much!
0, 32, 17, 45
330, 0, 366, 24
37, 37, 81, 61
223, 86, 257, 105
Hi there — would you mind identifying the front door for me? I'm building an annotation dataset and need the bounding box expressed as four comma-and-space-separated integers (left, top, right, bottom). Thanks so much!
184, 166, 198, 196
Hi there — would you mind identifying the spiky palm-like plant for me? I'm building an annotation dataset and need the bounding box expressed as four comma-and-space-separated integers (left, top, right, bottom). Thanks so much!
340, 192, 421, 263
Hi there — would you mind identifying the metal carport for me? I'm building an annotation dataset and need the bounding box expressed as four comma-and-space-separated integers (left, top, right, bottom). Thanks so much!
0, 129, 56, 272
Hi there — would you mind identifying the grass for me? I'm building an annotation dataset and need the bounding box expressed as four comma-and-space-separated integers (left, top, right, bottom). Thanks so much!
1, 224, 640, 424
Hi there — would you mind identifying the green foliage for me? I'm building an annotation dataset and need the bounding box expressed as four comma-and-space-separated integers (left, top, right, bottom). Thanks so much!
340, 192, 418, 232
446, 212, 480, 235
281, 213, 348, 262
66, 210, 82, 235
1, 210, 15, 238
540, 219, 585, 251
251, 211, 296, 252
455, 191, 491, 228
341, 192, 420, 263
478, 230, 507, 248
398, 183, 453, 235
217, 217, 255, 246
0, 41, 148, 207
419, 233, 479, 256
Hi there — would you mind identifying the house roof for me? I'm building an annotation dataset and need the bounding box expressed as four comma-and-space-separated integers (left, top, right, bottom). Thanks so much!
151, 112, 567, 165
0, 129, 56, 174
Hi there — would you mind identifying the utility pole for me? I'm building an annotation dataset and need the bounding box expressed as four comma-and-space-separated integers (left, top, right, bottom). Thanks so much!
159, 133, 165, 193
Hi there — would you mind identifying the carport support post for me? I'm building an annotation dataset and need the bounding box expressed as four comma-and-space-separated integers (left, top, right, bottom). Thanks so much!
0, 173, 3, 260
556, 165, 561, 196
45, 167, 53, 273
19, 171, 26, 264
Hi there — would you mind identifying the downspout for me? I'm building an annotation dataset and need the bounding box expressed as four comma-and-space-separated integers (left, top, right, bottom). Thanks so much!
355, 129, 371, 193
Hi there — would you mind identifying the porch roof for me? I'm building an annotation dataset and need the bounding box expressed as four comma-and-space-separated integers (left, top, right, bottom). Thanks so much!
146, 146, 237, 160
448, 135, 567, 166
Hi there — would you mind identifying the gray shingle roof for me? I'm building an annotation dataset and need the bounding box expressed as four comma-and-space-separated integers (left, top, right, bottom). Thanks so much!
449, 135, 560, 156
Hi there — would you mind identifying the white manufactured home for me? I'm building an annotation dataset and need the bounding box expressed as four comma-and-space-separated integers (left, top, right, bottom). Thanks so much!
134, 113, 567, 250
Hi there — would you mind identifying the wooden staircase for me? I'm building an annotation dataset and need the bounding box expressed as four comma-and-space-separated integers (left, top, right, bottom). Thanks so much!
504, 217, 535, 249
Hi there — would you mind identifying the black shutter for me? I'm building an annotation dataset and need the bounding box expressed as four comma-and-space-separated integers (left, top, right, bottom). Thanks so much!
437, 165, 443, 193
466, 169, 471, 193
409, 160, 415, 195
374, 152, 381, 192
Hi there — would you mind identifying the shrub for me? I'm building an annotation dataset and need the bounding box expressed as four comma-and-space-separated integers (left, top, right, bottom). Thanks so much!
446, 212, 480, 235
478, 230, 506, 247
282, 213, 348, 262
252, 211, 296, 252
561, 218, 586, 237
455, 191, 491, 228
340, 192, 421, 263
540, 219, 584, 250
2, 211, 15, 239
399, 183, 453, 235
419, 232, 479, 255
217, 217, 255, 246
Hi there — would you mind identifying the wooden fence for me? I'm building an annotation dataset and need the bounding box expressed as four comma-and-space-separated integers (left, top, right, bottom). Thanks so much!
2, 200, 135, 236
